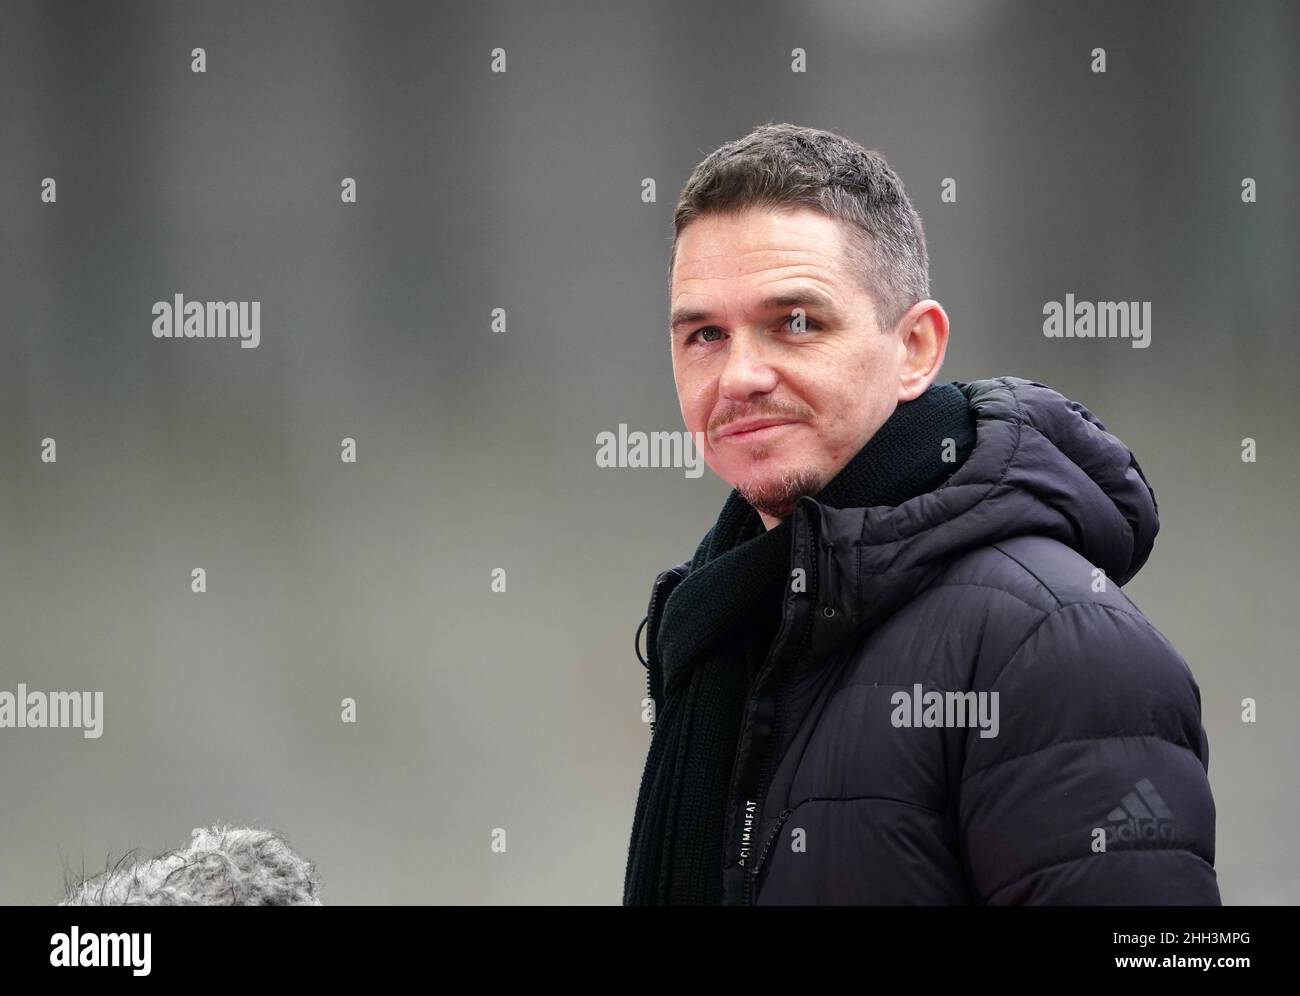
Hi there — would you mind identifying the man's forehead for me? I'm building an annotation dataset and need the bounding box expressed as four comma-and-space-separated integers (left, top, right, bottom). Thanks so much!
670, 211, 859, 314
673, 209, 850, 280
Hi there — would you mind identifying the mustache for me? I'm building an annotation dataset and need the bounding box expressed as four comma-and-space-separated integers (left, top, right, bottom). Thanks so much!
710, 402, 813, 434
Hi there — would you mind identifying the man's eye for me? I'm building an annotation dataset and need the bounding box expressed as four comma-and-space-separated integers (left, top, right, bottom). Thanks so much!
686, 318, 816, 345
689, 326, 723, 344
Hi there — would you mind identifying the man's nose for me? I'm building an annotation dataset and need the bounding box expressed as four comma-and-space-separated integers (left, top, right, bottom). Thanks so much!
718, 330, 779, 400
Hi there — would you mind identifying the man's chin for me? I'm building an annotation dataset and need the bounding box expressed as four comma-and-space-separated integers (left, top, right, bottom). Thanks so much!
735, 466, 825, 520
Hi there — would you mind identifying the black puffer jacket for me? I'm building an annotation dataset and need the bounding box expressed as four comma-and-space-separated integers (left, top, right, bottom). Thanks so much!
635, 377, 1219, 904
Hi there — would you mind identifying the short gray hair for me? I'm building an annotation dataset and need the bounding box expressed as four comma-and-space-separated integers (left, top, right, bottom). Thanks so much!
669, 122, 930, 334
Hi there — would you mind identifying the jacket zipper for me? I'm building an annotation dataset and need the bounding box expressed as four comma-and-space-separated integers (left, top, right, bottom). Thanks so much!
742, 654, 805, 905
645, 657, 654, 737
739, 515, 824, 905
751, 807, 796, 883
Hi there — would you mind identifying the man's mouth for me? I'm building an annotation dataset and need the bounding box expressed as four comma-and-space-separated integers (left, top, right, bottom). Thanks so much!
715, 419, 799, 444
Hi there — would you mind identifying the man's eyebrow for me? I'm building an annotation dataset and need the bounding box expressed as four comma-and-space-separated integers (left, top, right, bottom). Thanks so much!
670, 289, 842, 333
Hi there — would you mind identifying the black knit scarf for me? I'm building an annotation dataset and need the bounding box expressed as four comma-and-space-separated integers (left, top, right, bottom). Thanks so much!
623, 381, 977, 905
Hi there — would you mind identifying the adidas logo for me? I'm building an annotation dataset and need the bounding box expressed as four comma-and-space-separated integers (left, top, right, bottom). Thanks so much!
1103, 777, 1176, 846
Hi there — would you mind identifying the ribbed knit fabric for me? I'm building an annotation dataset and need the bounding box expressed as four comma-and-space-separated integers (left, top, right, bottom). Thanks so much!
624, 381, 978, 904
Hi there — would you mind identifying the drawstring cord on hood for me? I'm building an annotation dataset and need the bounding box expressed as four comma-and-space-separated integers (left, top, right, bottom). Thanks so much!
821, 540, 837, 618
635, 614, 650, 667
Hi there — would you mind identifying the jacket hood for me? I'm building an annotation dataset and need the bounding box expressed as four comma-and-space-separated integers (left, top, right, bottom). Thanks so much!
800, 376, 1160, 645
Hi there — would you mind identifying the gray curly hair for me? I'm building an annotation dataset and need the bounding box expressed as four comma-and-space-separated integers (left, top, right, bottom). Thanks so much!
60, 825, 323, 906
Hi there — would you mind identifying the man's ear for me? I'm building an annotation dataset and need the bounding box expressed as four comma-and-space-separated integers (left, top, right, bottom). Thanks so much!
896, 300, 950, 402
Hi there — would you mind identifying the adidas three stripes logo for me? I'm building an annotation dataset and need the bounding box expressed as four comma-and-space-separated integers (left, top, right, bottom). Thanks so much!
1103, 778, 1176, 845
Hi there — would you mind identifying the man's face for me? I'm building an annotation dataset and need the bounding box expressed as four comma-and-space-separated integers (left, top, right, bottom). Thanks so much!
669, 206, 909, 526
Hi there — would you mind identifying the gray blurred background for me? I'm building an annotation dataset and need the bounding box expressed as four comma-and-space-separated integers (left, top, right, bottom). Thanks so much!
1, 0, 1296, 904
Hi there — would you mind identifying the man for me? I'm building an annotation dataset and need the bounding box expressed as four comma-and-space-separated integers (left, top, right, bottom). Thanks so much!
623, 122, 1219, 905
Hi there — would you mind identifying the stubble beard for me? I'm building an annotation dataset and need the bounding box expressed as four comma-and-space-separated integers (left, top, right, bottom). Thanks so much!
734, 448, 826, 521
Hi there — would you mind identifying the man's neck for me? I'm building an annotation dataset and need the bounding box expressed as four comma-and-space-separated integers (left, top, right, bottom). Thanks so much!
757, 510, 784, 531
